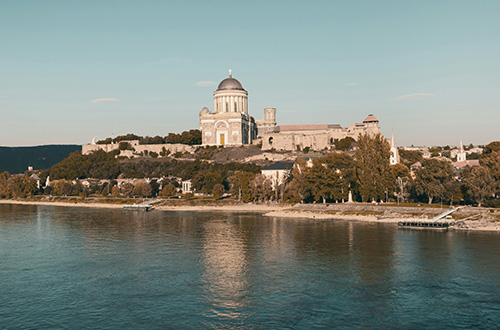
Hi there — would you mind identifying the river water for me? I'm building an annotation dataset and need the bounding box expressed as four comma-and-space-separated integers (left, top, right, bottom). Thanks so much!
0, 204, 499, 329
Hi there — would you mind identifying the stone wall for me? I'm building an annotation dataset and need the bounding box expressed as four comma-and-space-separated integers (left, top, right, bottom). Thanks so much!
82, 143, 195, 158
261, 122, 380, 151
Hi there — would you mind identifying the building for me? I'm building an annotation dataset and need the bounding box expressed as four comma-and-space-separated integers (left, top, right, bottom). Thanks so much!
182, 180, 192, 194
200, 70, 264, 146
200, 71, 381, 150
82, 140, 194, 157
261, 115, 380, 151
452, 139, 480, 170
261, 162, 294, 189
389, 129, 400, 165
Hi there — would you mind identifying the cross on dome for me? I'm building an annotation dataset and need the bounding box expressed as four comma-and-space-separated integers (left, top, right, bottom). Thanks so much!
229, 69, 232, 78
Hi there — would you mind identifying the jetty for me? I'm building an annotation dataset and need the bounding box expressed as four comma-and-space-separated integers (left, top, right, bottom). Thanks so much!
398, 207, 459, 229
123, 200, 159, 212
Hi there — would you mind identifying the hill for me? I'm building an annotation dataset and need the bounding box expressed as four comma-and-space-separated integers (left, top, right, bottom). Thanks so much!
0, 145, 81, 174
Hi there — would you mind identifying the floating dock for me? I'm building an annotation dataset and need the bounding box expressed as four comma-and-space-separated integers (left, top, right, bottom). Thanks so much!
398, 219, 454, 229
398, 207, 459, 229
123, 204, 155, 211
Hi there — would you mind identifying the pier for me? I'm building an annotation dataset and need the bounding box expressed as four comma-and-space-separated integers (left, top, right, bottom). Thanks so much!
398, 207, 459, 229
123, 200, 160, 211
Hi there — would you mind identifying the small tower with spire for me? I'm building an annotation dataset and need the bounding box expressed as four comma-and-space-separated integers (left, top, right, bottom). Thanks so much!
457, 139, 466, 162
390, 129, 400, 165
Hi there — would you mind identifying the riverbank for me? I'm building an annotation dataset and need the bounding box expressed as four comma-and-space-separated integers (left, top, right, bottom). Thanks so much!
1, 198, 499, 232
264, 203, 500, 232
0, 198, 285, 213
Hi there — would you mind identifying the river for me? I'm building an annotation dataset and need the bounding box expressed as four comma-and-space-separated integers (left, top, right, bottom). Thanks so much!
0, 204, 499, 329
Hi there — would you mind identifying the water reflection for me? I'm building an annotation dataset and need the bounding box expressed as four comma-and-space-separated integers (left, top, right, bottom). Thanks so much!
1, 204, 499, 329
200, 217, 249, 320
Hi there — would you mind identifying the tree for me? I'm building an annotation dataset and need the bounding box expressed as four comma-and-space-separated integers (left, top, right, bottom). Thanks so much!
355, 133, 392, 202
101, 183, 110, 197
483, 141, 500, 154
249, 174, 273, 201
463, 166, 495, 206
192, 170, 224, 194
229, 171, 255, 202
411, 158, 455, 204
304, 152, 356, 203
391, 163, 410, 203
133, 182, 152, 197
160, 183, 176, 197
333, 137, 355, 151
119, 142, 131, 150
111, 185, 121, 196
399, 149, 423, 166
121, 183, 134, 197
212, 184, 225, 200
285, 158, 309, 203
479, 150, 500, 195
6, 175, 37, 198
0, 171, 10, 198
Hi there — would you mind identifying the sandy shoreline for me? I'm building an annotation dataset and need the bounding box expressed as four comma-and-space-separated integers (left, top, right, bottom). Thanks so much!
1, 199, 499, 232
0, 199, 285, 213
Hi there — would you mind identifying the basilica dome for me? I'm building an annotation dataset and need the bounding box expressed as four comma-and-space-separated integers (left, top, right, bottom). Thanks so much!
216, 77, 245, 91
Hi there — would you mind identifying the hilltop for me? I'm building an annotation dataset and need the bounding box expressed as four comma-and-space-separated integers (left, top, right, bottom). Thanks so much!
0, 145, 81, 174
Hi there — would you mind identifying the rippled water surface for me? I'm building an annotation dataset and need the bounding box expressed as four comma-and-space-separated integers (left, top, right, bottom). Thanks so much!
1, 204, 499, 329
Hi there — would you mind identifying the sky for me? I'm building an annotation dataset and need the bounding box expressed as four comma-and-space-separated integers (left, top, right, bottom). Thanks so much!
1, 0, 499, 147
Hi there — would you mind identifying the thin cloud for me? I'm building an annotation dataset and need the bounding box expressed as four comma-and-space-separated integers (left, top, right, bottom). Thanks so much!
90, 98, 121, 104
344, 82, 357, 87
195, 81, 217, 87
396, 93, 435, 100
282, 110, 299, 113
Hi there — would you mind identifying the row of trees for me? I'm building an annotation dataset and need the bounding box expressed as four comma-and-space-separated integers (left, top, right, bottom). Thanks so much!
0, 172, 38, 198
282, 137, 500, 206
218, 135, 500, 206
4, 133, 500, 207
96, 129, 202, 146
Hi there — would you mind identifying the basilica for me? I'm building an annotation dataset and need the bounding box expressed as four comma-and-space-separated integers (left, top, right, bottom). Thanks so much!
199, 71, 381, 151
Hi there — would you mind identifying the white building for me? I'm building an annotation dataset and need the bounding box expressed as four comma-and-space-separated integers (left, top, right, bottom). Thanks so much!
261, 162, 294, 189
389, 129, 400, 165
182, 180, 192, 194
199, 70, 265, 146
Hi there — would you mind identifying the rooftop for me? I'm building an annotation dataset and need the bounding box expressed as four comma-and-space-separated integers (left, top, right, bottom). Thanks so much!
262, 161, 295, 171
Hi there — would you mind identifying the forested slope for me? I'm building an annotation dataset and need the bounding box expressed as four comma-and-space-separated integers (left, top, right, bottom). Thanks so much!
0, 145, 81, 174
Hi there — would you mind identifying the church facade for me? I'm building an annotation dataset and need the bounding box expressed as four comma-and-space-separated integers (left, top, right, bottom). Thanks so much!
200, 72, 380, 150
199, 71, 269, 146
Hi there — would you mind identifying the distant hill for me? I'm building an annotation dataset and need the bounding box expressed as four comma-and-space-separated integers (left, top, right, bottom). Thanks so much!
0, 145, 81, 174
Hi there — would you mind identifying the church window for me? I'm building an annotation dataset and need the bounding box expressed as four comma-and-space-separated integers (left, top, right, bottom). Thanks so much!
226, 102, 229, 112
235, 102, 237, 112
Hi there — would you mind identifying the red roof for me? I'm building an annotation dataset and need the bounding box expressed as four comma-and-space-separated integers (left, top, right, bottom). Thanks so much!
363, 114, 379, 123
276, 124, 341, 132
452, 160, 480, 169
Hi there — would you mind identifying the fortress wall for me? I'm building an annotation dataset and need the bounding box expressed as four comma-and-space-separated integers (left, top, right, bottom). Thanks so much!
261, 124, 381, 151
133, 144, 195, 154
82, 143, 195, 157
82, 144, 119, 155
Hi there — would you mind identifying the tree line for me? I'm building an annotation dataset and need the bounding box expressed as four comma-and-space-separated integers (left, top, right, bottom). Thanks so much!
2, 134, 500, 207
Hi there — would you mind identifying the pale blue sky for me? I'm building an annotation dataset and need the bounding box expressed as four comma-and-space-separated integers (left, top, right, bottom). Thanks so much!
1, 0, 499, 146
